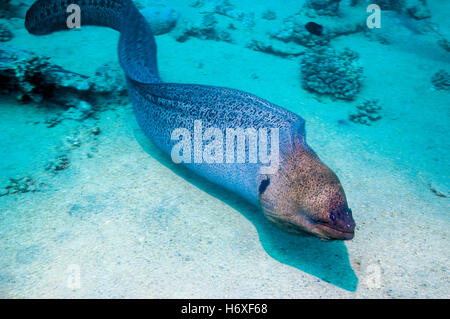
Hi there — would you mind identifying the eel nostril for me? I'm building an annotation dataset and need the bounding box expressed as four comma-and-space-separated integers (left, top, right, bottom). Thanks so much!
330, 213, 336, 222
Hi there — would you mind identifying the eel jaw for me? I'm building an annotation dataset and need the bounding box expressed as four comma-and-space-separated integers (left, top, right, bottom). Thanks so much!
311, 221, 355, 241
263, 208, 355, 241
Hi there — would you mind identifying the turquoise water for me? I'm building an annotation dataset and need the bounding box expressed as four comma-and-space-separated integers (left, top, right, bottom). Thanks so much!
0, 0, 448, 298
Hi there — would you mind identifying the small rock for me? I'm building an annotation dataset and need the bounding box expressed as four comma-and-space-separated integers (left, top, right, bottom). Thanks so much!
306, 0, 341, 16
437, 38, 450, 52
64, 100, 94, 121
44, 116, 63, 128
46, 155, 70, 172
407, 1, 431, 20
89, 63, 127, 93
139, 7, 180, 35
431, 70, 450, 91
173, 14, 233, 43
91, 127, 101, 135
262, 10, 277, 20
66, 136, 81, 147
0, 24, 13, 42
189, 0, 204, 8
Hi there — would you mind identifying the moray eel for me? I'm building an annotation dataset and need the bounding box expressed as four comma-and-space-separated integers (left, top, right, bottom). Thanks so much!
25, 0, 355, 240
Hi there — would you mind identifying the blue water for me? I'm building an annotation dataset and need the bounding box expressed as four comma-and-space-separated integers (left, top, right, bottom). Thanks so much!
0, 0, 448, 298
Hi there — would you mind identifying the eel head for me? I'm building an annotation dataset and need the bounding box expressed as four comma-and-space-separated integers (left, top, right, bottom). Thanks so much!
258, 143, 355, 241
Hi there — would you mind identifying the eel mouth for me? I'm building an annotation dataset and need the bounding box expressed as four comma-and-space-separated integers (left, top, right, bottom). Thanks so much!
264, 212, 354, 241
313, 221, 355, 241
262, 206, 355, 240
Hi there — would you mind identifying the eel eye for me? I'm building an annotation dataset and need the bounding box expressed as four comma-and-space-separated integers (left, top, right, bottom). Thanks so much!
258, 177, 270, 195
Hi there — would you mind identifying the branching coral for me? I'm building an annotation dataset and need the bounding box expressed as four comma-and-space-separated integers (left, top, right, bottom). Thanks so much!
349, 99, 382, 125
300, 47, 363, 100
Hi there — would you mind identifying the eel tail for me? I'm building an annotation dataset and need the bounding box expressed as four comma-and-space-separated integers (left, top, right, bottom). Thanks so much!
25, 0, 161, 84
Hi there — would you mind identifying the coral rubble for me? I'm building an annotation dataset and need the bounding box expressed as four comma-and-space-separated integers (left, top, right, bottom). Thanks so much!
372, 0, 405, 11
437, 38, 450, 52
431, 70, 450, 91
406, 0, 431, 20
0, 176, 38, 196
45, 155, 70, 173
306, 0, 341, 16
246, 39, 305, 58
0, 23, 12, 42
261, 10, 277, 21
270, 14, 363, 48
0, 46, 126, 104
173, 13, 232, 43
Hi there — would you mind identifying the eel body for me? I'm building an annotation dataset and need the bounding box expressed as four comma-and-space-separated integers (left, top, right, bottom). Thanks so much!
25, 0, 355, 240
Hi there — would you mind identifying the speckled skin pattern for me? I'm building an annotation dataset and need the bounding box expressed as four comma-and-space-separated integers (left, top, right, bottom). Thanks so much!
25, 0, 355, 240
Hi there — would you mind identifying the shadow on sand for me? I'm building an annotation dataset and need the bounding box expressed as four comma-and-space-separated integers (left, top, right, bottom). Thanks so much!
134, 127, 358, 292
